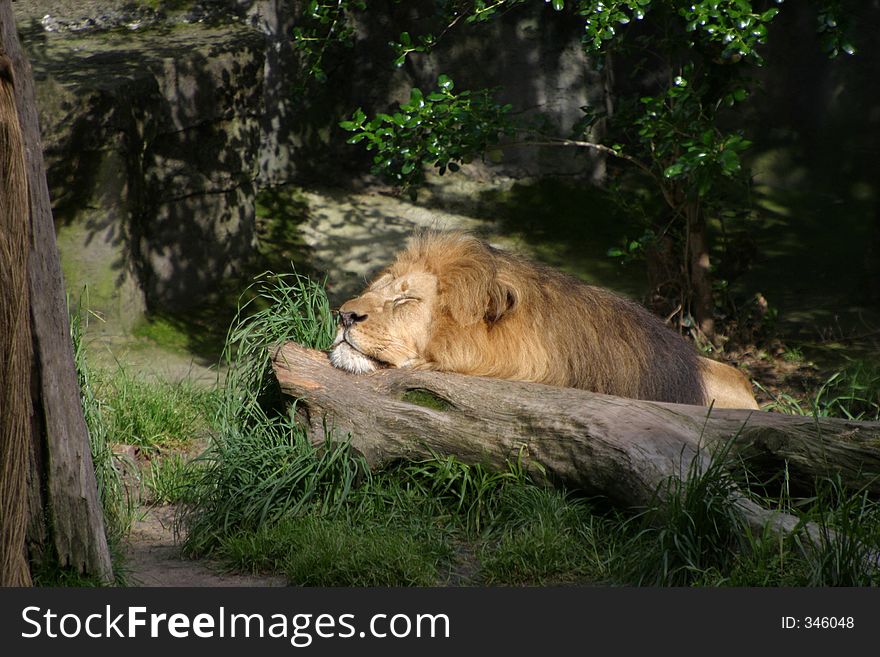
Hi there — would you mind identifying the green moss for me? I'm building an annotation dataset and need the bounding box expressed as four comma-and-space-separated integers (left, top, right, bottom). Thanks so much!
402, 388, 454, 411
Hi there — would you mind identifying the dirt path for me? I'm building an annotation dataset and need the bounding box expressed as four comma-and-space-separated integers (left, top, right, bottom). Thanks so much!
123, 506, 286, 587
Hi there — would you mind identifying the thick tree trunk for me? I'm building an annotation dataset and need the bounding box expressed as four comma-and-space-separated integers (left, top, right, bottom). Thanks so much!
0, 2, 113, 584
0, 44, 32, 587
272, 342, 880, 542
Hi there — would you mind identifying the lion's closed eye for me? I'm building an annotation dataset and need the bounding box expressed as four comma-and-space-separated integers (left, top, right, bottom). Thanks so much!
393, 296, 419, 306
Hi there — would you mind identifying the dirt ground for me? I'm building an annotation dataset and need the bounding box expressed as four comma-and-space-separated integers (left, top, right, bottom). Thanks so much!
123, 505, 286, 587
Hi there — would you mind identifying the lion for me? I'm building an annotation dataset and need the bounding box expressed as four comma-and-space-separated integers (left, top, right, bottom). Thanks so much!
329, 231, 759, 409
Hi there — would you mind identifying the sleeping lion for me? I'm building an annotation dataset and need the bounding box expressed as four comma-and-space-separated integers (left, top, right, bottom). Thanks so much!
329, 231, 759, 409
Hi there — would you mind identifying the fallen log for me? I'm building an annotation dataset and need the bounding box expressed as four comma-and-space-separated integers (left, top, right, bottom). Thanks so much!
271, 341, 880, 540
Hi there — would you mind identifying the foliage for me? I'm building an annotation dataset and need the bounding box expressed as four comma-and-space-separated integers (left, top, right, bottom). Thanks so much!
340, 76, 513, 191
341, 1, 783, 197
291, 0, 366, 88
335, 0, 855, 333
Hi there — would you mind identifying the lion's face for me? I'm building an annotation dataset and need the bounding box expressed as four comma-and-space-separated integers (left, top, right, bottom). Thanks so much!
329, 270, 438, 374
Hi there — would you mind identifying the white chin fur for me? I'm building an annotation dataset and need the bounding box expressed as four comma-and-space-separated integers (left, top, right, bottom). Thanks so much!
329, 341, 379, 374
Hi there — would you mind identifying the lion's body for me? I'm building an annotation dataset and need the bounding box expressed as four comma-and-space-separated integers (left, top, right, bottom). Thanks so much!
330, 232, 759, 409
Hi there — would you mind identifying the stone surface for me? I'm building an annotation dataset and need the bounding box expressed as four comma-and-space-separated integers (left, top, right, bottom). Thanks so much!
18, 11, 267, 327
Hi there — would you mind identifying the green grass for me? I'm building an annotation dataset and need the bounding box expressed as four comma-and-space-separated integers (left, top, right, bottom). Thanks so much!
812, 362, 880, 422
614, 464, 746, 585
67, 303, 220, 585
96, 372, 218, 452
477, 487, 614, 585
72, 309, 136, 552
144, 453, 203, 505
218, 515, 447, 586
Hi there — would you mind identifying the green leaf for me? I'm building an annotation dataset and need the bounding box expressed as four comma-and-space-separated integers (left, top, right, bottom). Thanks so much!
664, 163, 685, 178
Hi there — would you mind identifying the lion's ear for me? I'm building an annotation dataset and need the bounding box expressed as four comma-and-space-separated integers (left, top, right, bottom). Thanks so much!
485, 278, 519, 324
444, 264, 519, 326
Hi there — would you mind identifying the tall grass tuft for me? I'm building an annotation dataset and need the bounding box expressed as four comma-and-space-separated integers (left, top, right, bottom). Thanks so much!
392, 453, 533, 536
616, 440, 749, 586
181, 271, 368, 556
794, 476, 880, 586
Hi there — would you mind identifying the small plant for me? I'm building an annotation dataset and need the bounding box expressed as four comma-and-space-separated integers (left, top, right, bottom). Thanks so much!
782, 347, 804, 363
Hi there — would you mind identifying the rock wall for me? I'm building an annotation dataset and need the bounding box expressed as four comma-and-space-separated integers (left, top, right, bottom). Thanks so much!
18, 14, 267, 327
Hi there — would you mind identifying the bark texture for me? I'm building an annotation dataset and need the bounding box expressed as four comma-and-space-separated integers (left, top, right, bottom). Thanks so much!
0, 44, 32, 587
0, 1, 112, 584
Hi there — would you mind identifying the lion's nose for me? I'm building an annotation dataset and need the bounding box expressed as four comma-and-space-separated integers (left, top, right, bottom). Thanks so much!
339, 310, 368, 328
